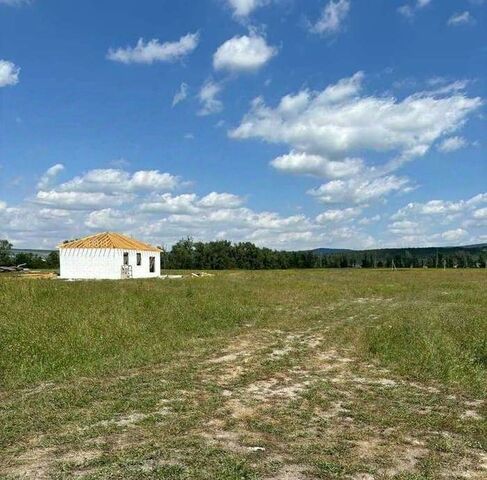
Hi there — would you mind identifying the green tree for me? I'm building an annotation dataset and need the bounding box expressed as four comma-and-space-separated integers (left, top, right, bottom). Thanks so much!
0, 239, 13, 265
14, 253, 45, 269
46, 251, 60, 268
168, 237, 195, 269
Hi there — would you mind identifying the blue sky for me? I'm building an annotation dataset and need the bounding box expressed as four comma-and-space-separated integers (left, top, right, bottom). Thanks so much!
0, 0, 486, 249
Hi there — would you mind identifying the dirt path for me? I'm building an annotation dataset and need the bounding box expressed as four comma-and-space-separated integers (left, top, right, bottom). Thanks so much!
199, 328, 486, 479
1, 327, 485, 479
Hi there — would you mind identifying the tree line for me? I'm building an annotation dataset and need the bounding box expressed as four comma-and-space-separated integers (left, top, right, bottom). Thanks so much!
162, 238, 318, 269
163, 238, 487, 270
1, 237, 486, 271
313, 247, 487, 269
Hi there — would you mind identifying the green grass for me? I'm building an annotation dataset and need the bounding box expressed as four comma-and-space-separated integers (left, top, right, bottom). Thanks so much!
0, 270, 485, 393
0, 275, 260, 387
0, 270, 486, 479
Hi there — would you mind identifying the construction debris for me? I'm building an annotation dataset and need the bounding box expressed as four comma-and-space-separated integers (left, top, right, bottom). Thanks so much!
22, 272, 58, 280
159, 272, 215, 280
3, 271, 214, 281
1, 270, 58, 279
0, 263, 29, 273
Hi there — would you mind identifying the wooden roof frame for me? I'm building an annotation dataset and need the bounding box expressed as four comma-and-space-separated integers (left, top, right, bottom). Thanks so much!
58, 232, 162, 252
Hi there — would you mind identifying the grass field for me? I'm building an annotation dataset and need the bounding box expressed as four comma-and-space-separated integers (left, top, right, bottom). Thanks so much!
0, 270, 486, 479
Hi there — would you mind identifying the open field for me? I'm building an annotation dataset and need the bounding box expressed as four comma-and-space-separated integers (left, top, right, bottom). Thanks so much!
0, 270, 486, 479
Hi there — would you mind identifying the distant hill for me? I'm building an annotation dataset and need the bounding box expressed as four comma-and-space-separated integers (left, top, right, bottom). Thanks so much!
11, 248, 54, 259
462, 243, 487, 250
312, 247, 352, 255
312, 243, 487, 255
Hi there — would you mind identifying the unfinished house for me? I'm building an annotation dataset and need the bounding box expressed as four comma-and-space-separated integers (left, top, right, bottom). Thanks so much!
59, 232, 161, 279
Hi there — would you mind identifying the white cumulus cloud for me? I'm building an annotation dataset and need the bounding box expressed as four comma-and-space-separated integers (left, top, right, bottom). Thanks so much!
315, 207, 362, 224
85, 208, 135, 230
230, 72, 482, 203
308, 176, 412, 205
473, 207, 487, 220
230, 72, 482, 209
389, 220, 420, 235
441, 228, 468, 242
35, 191, 129, 210
391, 195, 486, 220
38, 169, 180, 205
213, 34, 277, 73
309, 0, 350, 36
448, 11, 473, 26
107, 32, 199, 64
37, 164, 65, 189
225, 0, 269, 17
0, 60, 20, 87
172, 82, 188, 107
198, 80, 223, 116
358, 214, 381, 225
271, 151, 363, 178
139, 192, 244, 214
139, 193, 199, 214
437, 136, 467, 153
13, 165, 382, 249
197, 192, 244, 209
4, 161, 486, 251
387, 193, 487, 246
398, 0, 432, 18
230, 72, 481, 164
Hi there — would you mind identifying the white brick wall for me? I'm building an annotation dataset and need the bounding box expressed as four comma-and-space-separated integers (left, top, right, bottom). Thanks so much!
131, 250, 161, 279
59, 248, 160, 279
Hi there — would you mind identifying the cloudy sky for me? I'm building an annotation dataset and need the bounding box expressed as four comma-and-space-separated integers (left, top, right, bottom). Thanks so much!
0, 0, 486, 250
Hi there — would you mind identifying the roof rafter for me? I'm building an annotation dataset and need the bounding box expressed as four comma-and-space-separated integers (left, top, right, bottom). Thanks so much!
58, 232, 161, 252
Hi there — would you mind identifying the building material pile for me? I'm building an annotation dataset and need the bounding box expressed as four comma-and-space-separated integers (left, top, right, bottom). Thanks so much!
159, 272, 215, 280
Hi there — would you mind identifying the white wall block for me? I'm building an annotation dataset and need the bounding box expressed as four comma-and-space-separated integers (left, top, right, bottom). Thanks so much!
59, 248, 160, 279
